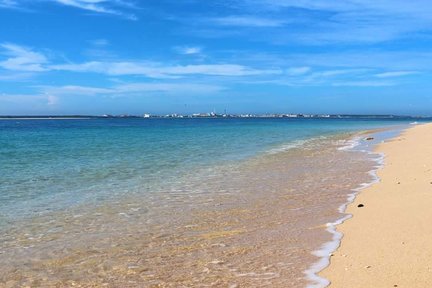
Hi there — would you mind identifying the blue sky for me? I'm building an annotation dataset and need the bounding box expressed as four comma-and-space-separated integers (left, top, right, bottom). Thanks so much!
1, 0, 432, 115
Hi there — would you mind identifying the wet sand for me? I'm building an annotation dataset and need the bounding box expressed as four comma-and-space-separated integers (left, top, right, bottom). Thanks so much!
321, 123, 432, 287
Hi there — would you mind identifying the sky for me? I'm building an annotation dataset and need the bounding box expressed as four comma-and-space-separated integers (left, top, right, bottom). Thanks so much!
1, 0, 432, 115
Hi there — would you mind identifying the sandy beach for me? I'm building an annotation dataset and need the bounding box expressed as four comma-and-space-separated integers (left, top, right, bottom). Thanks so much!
321, 123, 432, 287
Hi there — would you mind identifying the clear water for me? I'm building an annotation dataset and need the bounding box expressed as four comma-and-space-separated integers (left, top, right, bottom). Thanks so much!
0, 118, 415, 221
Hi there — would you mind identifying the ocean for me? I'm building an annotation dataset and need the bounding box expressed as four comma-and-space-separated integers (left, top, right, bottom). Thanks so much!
0, 118, 418, 287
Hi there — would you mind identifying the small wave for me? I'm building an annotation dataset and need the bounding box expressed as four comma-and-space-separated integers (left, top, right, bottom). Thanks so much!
304, 136, 385, 288
266, 136, 328, 155
265, 140, 309, 154
337, 137, 361, 151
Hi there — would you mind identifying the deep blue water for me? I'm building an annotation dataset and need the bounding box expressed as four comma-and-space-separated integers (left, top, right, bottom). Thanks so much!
0, 118, 421, 221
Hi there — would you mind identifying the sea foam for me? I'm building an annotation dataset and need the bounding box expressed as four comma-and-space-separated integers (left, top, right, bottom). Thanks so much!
304, 134, 386, 288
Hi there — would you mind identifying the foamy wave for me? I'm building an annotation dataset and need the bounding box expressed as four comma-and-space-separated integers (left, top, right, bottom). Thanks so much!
266, 136, 328, 155
266, 140, 309, 154
304, 138, 385, 288
337, 137, 361, 151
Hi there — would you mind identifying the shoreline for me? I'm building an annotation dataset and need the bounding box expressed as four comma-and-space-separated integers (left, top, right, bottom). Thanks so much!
0, 121, 418, 287
304, 125, 409, 287
0, 122, 397, 287
319, 122, 432, 287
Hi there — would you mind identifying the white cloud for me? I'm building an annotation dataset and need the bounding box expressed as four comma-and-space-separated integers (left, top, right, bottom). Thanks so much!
375, 71, 419, 78
0, 72, 35, 81
0, 93, 57, 108
50, 61, 281, 77
40, 82, 226, 96
0, 0, 137, 19
114, 83, 225, 93
332, 80, 394, 87
175, 46, 202, 55
162, 64, 280, 76
0, 81, 226, 112
250, 0, 432, 17
46, 94, 59, 106
0, 82, 226, 113
52, 0, 137, 20
252, 51, 432, 71
252, 0, 356, 11
318, 70, 360, 77
224, 0, 432, 45
0, 43, 48, 72
301, 69, 371, 84
286, 66, 310, 76
42, 85, 112, 95
0, 43, 281, 78
0, 42, 423, 89
0, 0, 18, 8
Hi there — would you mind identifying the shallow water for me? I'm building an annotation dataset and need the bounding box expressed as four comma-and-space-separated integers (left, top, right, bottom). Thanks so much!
0, 118, 414, 287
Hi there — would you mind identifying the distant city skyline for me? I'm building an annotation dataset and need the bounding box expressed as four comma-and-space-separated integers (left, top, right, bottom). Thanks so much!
1, 1, 432, 115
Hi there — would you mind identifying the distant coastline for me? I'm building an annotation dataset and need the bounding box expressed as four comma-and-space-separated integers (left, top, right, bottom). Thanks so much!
0, 114, 430, 120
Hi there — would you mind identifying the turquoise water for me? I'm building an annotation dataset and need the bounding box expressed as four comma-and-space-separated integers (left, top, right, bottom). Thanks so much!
0, 118, 416, 222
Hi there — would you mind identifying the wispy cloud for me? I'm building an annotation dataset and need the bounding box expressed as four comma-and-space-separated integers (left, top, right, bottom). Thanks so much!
332, 80, 394, 87
0, 0, 18, 8
0, 43, 281, 78
175, 46, 202, 55
244, 50, 432, 71
41, 85, 112, 95
0, 42, 425, 91
0, 82, 226, 112
256, 0, 432, 18
53, 0, 138, 20
1, 0, 138, 20
50, 61, 281, 77
208, 0, 432, 45
89, 38, 109, 46
210, 16, 286, 27
300, 69, 371, 84
375, 71, 419, 78
250, 0, 356, 11
0, 93, 58, 108
286, 66, 310, 76
0, 43, 48, 72
317, 70, 362, 77
84, 39, 116, 58
0, 72, 35, 81
40, 82, 226, 96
